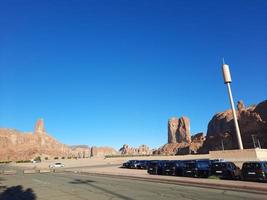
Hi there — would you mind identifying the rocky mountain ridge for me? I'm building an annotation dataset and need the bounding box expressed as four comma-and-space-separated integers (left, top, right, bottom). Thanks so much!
199, 100, 267, 152
1, 99, 266, 160
154, 99, 267, 155
0, 119, 90, 161
153, 116, 205, 155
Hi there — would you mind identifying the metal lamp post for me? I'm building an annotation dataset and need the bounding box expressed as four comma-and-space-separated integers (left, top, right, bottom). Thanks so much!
222, 62, 244, 150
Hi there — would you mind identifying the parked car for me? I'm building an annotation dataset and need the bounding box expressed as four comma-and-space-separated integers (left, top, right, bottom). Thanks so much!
172, 160, 187, 176
122, 160, 138, 169
136, 160, 150, 170
241, 161, 267, 182
49, 163, 65, 168
163, 160, 179, 176
147, 160, 167, 175
211, 161, 241, 180
184, 159, 211, 178
122, 160, 132, 168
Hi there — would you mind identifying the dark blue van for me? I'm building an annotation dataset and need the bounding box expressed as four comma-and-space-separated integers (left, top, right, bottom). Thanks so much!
211, 161, 241, 180
242, 161, 267, 182
184, 159, 211, 178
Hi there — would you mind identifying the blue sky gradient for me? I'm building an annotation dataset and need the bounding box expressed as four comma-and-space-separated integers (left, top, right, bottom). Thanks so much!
0, 0, 267, 149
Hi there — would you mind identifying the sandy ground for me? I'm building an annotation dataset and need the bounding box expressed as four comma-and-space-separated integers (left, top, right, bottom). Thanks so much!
11, 154, 210, 170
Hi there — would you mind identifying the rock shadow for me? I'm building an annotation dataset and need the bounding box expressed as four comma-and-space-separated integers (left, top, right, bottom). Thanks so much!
69, 179, 96, 184
0, 185, 36, 200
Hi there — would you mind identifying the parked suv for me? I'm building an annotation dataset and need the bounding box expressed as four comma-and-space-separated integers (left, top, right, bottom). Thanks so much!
172, 160, 187, 176
163, 160, 177, 175
184, 159, 211, 178
242, 161, 267, 182
147, 160, 167, 175
122, 160, 138, 169
211, 161, 241, 180
136, 160, 150, 170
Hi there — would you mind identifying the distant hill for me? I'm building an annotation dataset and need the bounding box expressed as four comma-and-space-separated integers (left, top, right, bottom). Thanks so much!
0, 119, 90, 161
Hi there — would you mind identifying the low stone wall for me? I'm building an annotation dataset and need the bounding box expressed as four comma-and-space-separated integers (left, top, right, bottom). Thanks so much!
23, 169, 37, 174
3, 170, 17, 175
255, 149, 267, 160
209, 148, 267, 162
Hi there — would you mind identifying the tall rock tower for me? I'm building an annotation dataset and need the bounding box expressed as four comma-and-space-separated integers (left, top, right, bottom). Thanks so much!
34, 119, 46, 135
168, 116, 191, 144
168, 118, 179, 143
177, 117, 191, 143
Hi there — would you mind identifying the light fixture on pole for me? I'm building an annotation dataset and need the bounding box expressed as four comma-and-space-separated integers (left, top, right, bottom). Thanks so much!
222, 60, 244, 150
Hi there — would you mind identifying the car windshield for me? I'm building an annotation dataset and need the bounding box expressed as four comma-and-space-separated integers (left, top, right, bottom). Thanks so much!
197, 161, 209, 168
55, 163, 61, 165
243, 163, 262, 170
149, 161, 158, 167
212, 163, 227, 169
185, 162, 196, 169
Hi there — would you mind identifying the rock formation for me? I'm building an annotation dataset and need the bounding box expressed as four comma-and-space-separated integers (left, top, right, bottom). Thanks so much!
34, 119, 46, 135
177, 132, 206, 155
90, 146, 118, 157
168, 117, 191, 143
119, 144, 151, 155
69, 145, 91, 158
0, 119, 89, 161
155, 116, 204, 155
200, 100, 267, 153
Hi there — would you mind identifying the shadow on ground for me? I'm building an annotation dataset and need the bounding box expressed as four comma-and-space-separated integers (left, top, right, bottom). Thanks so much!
0, 185, 36, 200
69, 179, 96, 184
70, 178, 135, 200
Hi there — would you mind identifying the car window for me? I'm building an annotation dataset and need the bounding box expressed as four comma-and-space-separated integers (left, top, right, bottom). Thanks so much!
230, 163, 236, 169
186, 162, 196, 168
197, 161, 209, 168
243, 163, 261, 170
212, 163, 226, 169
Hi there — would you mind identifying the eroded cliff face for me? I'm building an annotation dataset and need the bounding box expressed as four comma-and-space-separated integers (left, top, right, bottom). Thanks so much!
200, 100, 267, 153
119, 144, 151, 155
154, 116, 204, 155
0, 119, 89, 161
90, 146, 118, 157
168, 117, 191, 143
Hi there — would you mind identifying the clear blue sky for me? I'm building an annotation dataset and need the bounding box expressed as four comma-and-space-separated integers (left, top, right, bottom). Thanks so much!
0, 0, 266, 150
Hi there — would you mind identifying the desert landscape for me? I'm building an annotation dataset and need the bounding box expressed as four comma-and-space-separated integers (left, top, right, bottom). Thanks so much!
1, 1, 267, 199
1, 99, 266, 162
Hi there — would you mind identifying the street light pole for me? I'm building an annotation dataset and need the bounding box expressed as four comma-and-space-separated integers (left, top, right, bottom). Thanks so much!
252, 135, 257, 148
222, 62, 244, 150
221, 139, 225, 151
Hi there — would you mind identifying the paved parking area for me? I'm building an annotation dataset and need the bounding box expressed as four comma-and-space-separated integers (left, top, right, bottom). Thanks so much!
1, 171, 267, 200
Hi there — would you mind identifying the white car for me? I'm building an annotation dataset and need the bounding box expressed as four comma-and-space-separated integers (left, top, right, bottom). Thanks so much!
49, 163, 65, 168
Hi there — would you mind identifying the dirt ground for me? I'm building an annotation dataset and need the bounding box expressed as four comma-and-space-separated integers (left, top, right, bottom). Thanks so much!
11, 154, 210, 169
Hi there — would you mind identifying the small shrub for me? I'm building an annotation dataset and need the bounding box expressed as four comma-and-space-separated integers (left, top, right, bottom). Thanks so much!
54, 157, 59, 160
34, 156, 41, 162
16, 160, 31, 163
61, 157, 65, 159
45, 157, 48, 160
0, 161, 12, 164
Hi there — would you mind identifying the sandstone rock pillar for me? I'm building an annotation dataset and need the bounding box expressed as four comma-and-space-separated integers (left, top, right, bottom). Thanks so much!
168, 118, 179, 143
177, 117, 191, 143
34, 119, 46, 135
